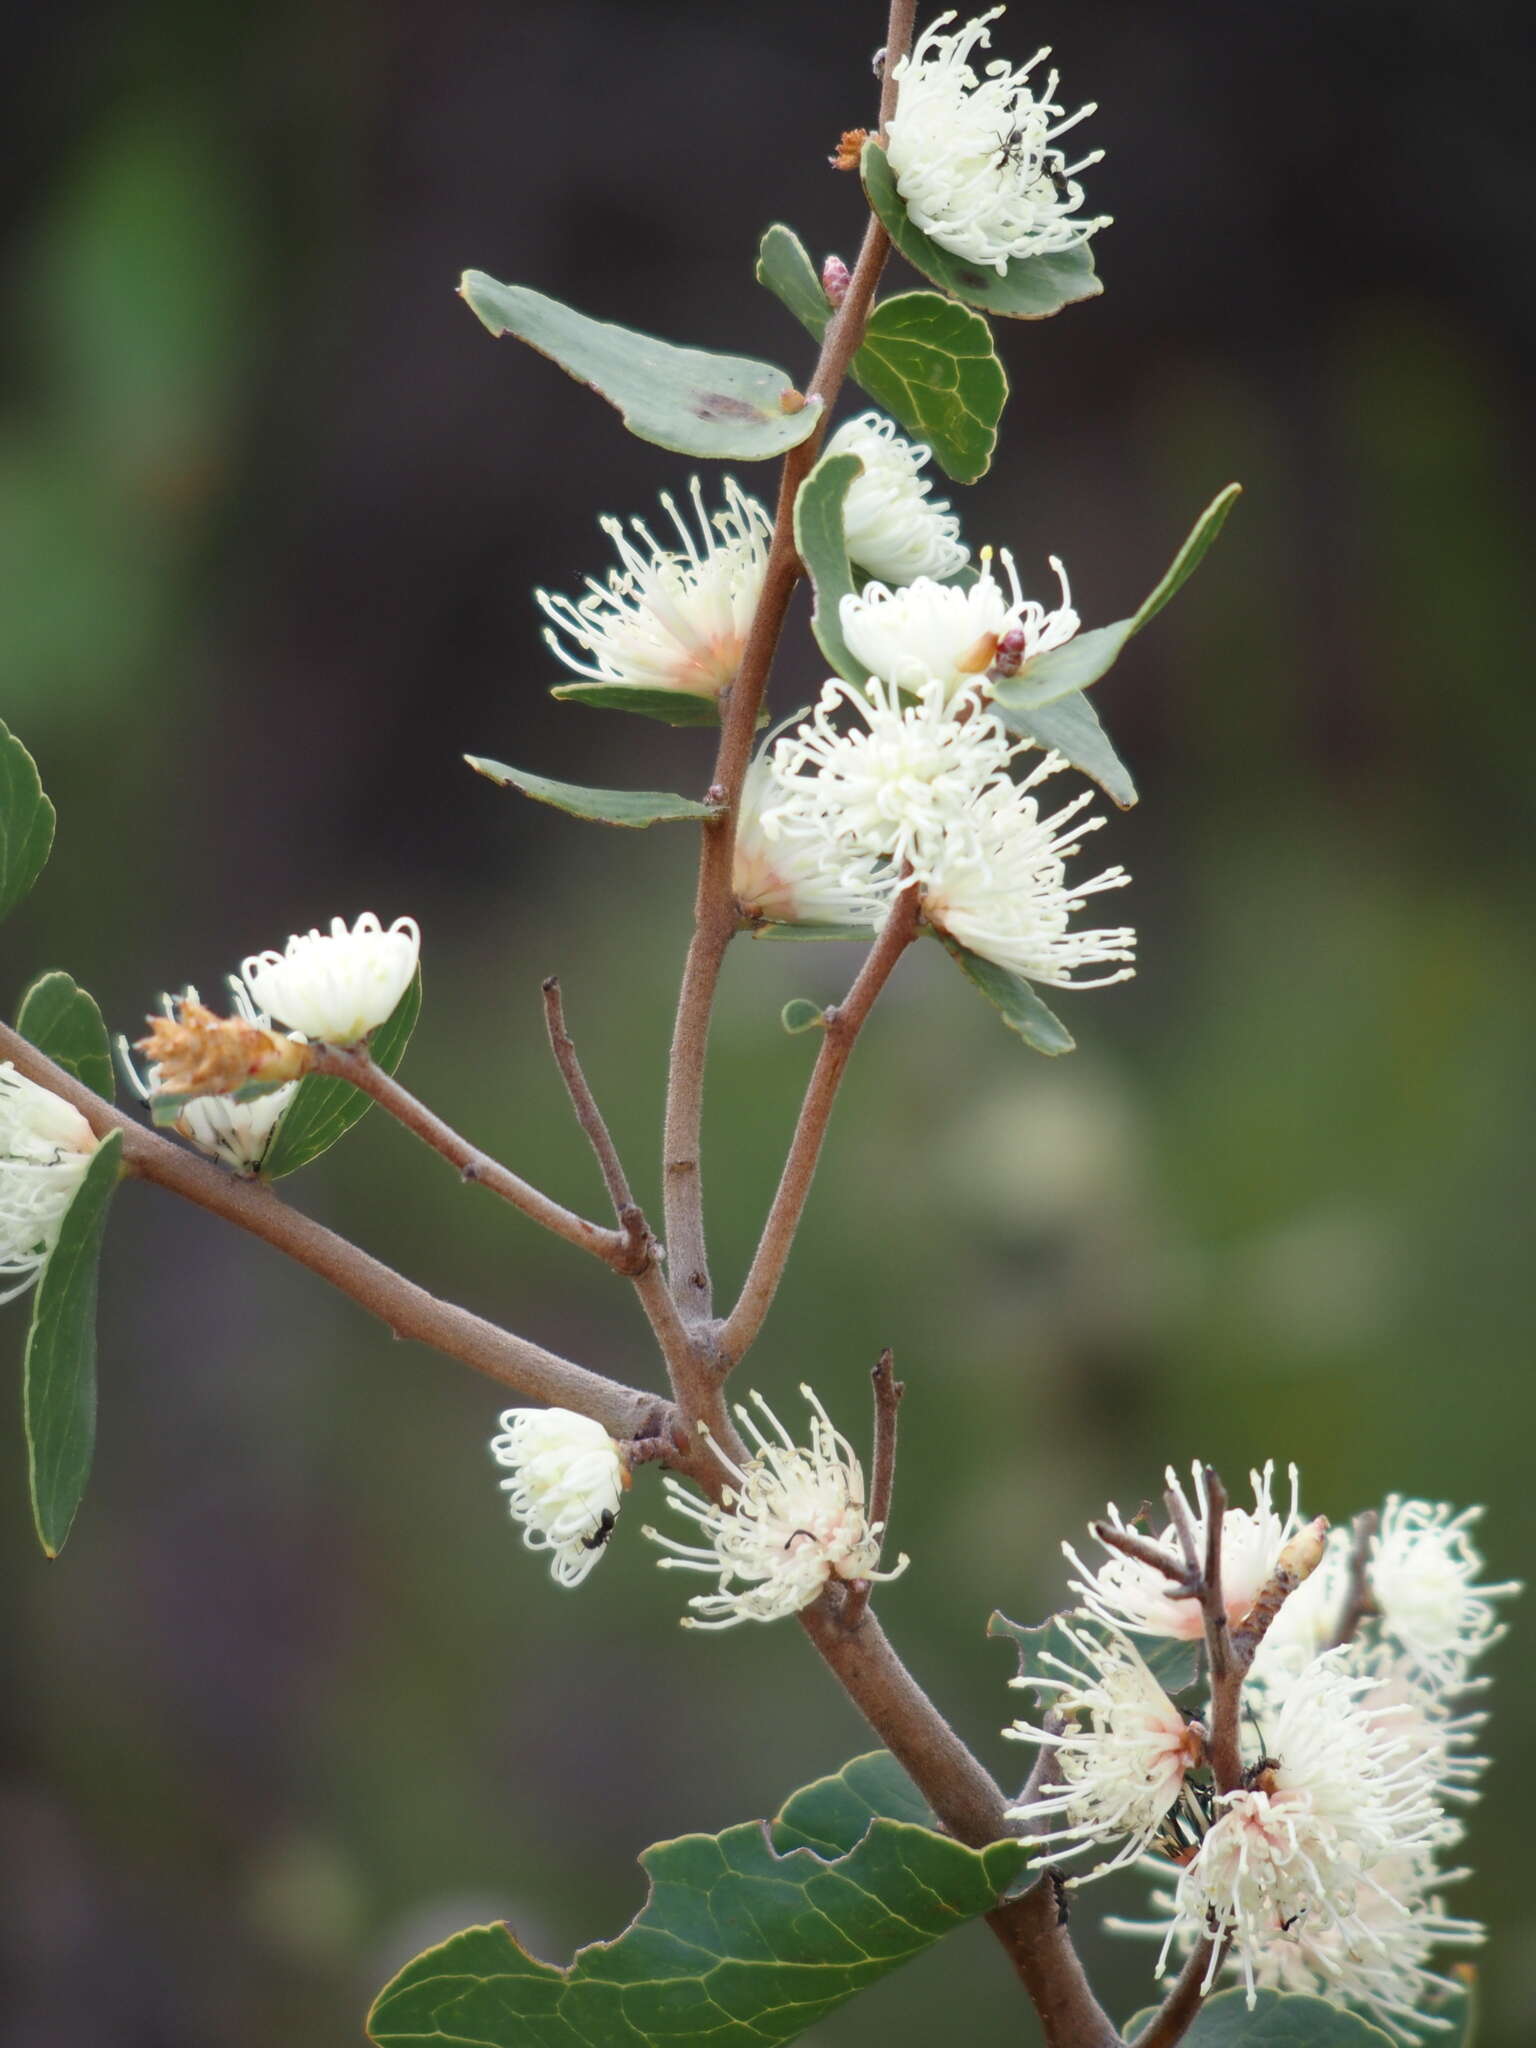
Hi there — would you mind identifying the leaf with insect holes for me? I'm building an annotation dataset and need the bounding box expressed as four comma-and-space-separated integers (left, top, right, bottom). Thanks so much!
368, 1751, 1030, 2048
861, 139, 1102, 321
16, 973, 114, 1101
0, 720, 56, 924
756, 228, 1006, 483
466, 757, 721, 828
460, 272, 822, 461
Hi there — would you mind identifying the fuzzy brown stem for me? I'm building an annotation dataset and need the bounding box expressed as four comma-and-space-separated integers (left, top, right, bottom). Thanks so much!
658, 0, 913, 1328
1327, 1509, 1380, 1650
0, 1024, 660, 1437
722, 890, 920, 1360
1092, 1520, 1199, 1589
1132, 1941, 1222, 2048
1190, 1468, 1243, 1795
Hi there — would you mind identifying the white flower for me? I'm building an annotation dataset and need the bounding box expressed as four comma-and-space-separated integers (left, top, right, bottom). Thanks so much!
1353, 1648, 1488, 1815
1369, 1498, 1520, 1692
490, 1408, 627, 1587
733, 747, 884, 931
916, 753, 1134, 987
643, 1385, 908, 1629
242, 913, 419, 1046
1232, 1850, 1484, 2040
824, 413, 968, 583
536, 477, 771, 701
1005, 1620, 1203, 1877
762, 675, 1018, 879
122, 980, 301, 1176
885, 9, 1110, 275
839, 550, 1078, 698
1067, 1461, 1302, 1642
1156, 1652, 1450, 2006
0, 1064, 98, 1304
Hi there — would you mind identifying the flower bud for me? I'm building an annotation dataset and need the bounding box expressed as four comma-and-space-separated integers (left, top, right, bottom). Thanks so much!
821, 254, 852, 308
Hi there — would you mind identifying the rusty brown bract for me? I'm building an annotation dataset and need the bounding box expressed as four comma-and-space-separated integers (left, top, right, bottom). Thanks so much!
135, 998, 312, 1098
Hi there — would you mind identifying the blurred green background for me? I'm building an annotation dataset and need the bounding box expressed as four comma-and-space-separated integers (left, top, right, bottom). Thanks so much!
2, 1, 1532, 2042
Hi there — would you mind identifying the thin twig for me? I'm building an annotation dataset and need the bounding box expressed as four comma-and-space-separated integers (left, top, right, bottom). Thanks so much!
842, 1348, 904, 1631
541, 976, 636, 1220
1091, 1521, 1198, 1589
723, 888, 920, 1360
0, 1023, 662, 1438
1327, 1508, 1380, 1650
659, 9, 910, 1331
307, 1046, 632, 1269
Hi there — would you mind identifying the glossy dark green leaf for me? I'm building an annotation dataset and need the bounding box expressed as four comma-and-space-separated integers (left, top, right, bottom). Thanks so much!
550, 682, 724, 727
862, 139, 1102, 320
1002, 691, 1138, 809
369, 1750, 1029, 2048
258, 973, 420, 1180
793, 451, 865, 684
460, 270, 823, 460
780, 998, 824, 1035
0, 720, 56, 923
1124, 1991, 1395, 2046
467, 756, 720, 827
16, 973, 114, 1101
992, 485, 1242, 719
756, 228, 1006, 482
943, 943, 1075, 1055
23, 1129, 122, 1557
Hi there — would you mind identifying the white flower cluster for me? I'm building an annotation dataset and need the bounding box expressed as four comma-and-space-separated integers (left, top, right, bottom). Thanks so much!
1004, 1465, 1515, 2040
644, 1385, 908, 1628
0, 1064, 99, 1304
885, 8, 1111, 275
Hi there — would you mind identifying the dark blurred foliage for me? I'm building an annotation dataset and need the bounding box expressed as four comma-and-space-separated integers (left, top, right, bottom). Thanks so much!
2, 0, 1533, 2042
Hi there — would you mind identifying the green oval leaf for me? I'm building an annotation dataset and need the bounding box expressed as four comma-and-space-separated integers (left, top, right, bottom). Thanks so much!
466, 757, 722, 827
460, 271, 823, 461
992, 485, 1242, 720
368, 1752, 1030, 2048
258, 973, 421, 1180
941, 942, 1075, 1055
550, 683, 724, 727
0, 720, 56, 923
756, 229, 1006, 482
780, 998, 824, 1035
23, 1128, 123, 1557
792, 451, 865, 685
862, 139, 1102, 320
16, 973, 114, 1101
1002, 691, 1138, 809
1125, 1990, 1396, 2046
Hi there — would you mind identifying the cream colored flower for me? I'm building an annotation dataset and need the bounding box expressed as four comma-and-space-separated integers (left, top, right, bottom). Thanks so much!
824, 413, 968, 583
242, 913, 418, 1045
0, 1064, 98, 1304
490, 1408, 627, 1588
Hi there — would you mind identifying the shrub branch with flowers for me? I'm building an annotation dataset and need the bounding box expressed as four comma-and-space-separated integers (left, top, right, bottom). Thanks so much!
0, 6, 1517, 2046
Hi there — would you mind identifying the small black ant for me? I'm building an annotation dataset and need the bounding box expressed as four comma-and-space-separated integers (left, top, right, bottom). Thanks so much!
993, 123, 1030, 172
581, 1509, 617, 1552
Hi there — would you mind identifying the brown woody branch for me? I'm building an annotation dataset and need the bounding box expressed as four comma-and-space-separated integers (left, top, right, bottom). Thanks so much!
0, 1022, 661, 1439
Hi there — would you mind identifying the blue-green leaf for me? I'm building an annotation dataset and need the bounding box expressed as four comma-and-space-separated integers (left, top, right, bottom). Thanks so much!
550, 683, 725, 727
781, 999, 825, 1035
460, 271, 822, 461
862, 140, 1102, 321
793, 451, 865, 685
258, 974, 420, 1180
23, 1129, 123, 1557
368, 1751, 1030, 2048
992, 485, 1242, 720
466, 756, 721, 827
16, 973, 114, 1101
943, 943, 1075, 1055
0, 720, 56, 923
757, 228, 1006, 483
1004, 691, 1138, 809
